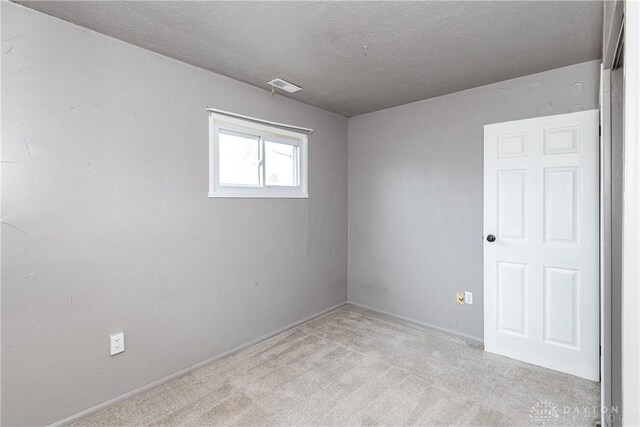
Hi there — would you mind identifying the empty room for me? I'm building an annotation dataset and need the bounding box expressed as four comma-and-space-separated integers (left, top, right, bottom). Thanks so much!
2, 1, 639, 426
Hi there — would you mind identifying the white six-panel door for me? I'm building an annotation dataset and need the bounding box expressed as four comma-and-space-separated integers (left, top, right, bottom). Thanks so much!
484, 110, 599, 381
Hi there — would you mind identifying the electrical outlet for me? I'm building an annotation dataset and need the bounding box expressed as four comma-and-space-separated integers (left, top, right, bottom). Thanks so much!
456, 292, 465, 305
464, 291, 473, 305
110, 332, 125, 356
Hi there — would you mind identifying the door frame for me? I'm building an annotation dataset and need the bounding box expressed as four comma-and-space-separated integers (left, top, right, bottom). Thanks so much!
601, 2, 625, 424
600, 64, 614, 426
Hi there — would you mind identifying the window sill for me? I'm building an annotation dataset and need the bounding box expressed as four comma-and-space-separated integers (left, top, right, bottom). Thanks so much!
208, 191, 308, 199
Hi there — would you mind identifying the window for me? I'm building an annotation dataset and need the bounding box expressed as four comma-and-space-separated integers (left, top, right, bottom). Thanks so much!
209, 113, 308, 198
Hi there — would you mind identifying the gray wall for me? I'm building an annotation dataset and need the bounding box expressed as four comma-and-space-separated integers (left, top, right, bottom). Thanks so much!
1, 3, 347, 426
348, 60, 601, 341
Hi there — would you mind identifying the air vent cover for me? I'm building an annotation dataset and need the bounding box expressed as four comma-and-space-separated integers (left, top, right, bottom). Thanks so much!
268, 78, 302, 94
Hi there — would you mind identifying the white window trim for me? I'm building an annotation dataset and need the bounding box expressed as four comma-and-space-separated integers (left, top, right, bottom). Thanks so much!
209, 113, 309, 198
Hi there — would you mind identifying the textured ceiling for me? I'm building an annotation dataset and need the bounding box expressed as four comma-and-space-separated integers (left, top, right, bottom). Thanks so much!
16, 1, 603, 117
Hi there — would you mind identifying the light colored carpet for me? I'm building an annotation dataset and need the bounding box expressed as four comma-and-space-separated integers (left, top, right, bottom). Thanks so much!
74, 304, 599, 426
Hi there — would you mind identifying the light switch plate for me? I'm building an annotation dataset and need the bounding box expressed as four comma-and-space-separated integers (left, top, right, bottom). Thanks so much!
456, 292, 465, 305
110, 332, 125, 356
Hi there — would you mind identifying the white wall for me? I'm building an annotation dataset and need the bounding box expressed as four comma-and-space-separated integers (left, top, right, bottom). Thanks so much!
348, 60, 601, 340
1, 3, 348, 426
622, 1, 640, 424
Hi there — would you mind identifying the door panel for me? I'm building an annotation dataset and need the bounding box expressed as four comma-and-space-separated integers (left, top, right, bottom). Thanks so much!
544, 126, 579, 154
484, 110, 599, 381
497, 261, 527, 335
544, 167, 578, 243
543, 266, 578, 347
498, 170, 526, 239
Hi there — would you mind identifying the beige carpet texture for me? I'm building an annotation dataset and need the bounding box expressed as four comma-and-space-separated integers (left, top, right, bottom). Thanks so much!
74, 305, 600, 426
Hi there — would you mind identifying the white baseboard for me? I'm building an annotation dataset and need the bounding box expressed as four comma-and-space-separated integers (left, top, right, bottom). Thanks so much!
49, 301, 348, 426
347, 300, 484, 345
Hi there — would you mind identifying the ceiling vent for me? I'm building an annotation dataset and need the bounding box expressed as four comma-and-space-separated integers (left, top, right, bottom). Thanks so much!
268, 78, 302, 94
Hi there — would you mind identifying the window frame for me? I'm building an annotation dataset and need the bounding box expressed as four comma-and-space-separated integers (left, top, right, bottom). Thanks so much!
209, 112, 309, 198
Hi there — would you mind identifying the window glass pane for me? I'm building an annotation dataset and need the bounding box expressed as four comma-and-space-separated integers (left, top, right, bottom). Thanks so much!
218, 130, 260, 186
265, 140, 297, 187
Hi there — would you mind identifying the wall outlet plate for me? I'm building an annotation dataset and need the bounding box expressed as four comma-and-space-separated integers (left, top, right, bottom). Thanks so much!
464, 291, 473, 305
456, 292, 465, 305
110, 332, 125, 356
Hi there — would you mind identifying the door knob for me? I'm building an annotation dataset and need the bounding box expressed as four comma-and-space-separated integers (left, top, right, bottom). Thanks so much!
486, 234, 496, 242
